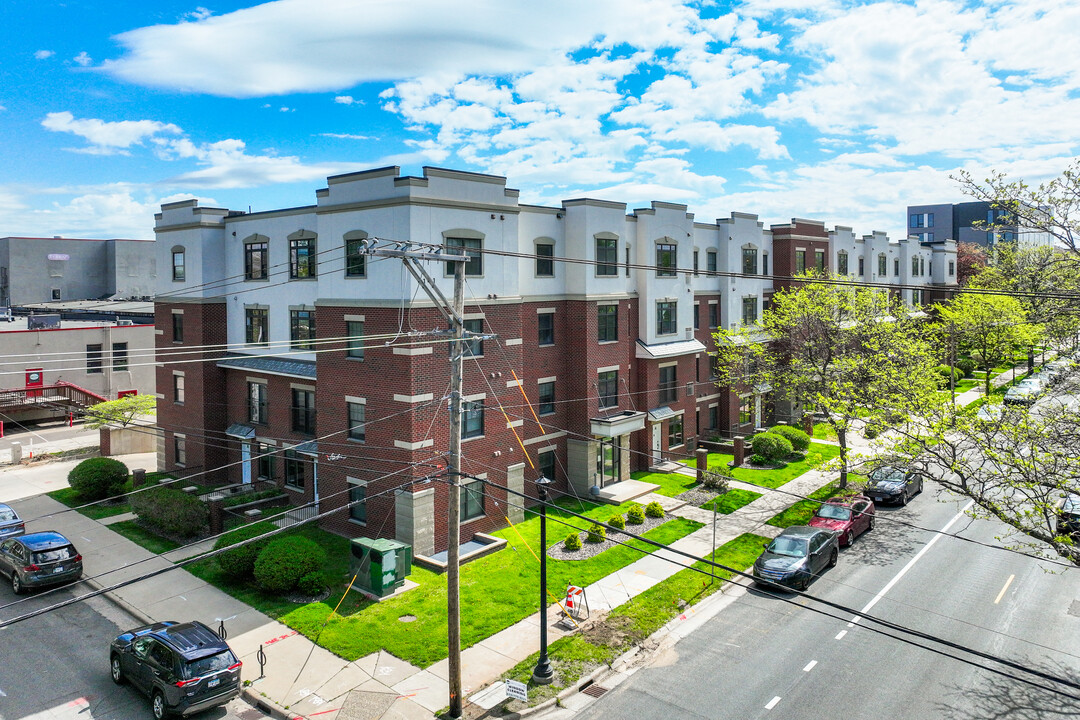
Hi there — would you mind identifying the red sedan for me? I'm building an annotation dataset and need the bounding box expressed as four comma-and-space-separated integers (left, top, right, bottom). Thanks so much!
808, 495, 875, 547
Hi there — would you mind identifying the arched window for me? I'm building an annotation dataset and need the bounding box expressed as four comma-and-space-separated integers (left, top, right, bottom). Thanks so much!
443, 229, 484, 277
288, 230, 317, 279
595, 232, 619, 276
656, 238, 677, 277
344, 230, 368, 278
837, 250, 849, 276
243, 235, 269, 280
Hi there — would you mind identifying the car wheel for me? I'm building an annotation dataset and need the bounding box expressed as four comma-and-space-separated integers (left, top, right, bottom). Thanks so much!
842, 530, 853, 547
11, 573, 23, 595
900, 490, 909, 507
868, 515, 875, 531
110, 655, 125, 685
828, 548, 838, 568
152, 691, 168, 720
918, 478, 924, 495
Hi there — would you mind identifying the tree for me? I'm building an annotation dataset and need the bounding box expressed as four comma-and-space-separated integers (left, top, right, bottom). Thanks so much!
83, 394, 157, 429
953, 159, 1080, 253
936, 292, 1038, 396
955, 241, 987, 286
713, 275, 940, 488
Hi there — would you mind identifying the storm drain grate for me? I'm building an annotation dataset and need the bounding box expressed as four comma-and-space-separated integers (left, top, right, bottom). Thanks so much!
582, 684, 609, 698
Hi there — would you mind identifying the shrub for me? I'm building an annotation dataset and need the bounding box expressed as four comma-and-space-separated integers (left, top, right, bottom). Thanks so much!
68, 457, 129, 501
563, 532, 582, 551
130, 486, 208, 539
863, 422, 882, 439
254, 536, 327, 594
297, 570, 329, 596
645, 501, 665, 519
769, 425, 810, 453
751, 432, 793, 463
214, 522, 275, 579
934, 365, 959, 388
806, 451, 824, 469
957, 358, 977, 378
586, 522, 606, 543
701, 470, 731, 492
626, 504, 646, 524
608, 514, 626, 530
748, 453, 767, 465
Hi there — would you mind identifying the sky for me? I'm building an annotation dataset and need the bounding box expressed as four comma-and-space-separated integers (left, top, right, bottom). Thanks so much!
2, 0, 1079, 241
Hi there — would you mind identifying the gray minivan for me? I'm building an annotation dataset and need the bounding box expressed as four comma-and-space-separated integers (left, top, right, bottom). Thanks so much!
0, 531, 83, 594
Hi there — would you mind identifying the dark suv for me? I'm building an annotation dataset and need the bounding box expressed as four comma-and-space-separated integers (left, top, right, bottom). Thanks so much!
0, 531, 83, 594
110, 621, 242, 719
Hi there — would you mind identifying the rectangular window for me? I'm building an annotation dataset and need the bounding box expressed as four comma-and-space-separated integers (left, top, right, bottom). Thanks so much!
257, 443, 274, 481
172, 250, 185, 281
656, 301, 677, 335
112, 343, 128, 371
742, 297, 757, 326
656, 243, 677, 277
174, 436, 186, 466
709, 303, 718, 329
290, 309, 316, 350
910, 213, 923, 228
742, 248, 757, 276
949, 260, 956, 276
596, 237, 618, 276
859, 257, 865, 276
284, 449, 304, 489
173, 374, 185, 404
538, 449, 556, 482
289, 237, 317, 279
462, 400, 484, 439
246, 308, 268, 346
668, 416, 684, 447
659, 365, 678, 404
172, 313, 183, 343
291, 389, 316, 435
693, 250, 699, 276
349, 480, 367, 523
894, 257, 900, 276
346, 320, 364, 360
795, 250, 806, 274
837, 252, 849, 276
912, 256, 920, 276
625, 246, 631, 277
598, 370, 618, 408
245, 242, 268, 280
693, 303, 699, 330
347, 402, 365, 441
345, 237, 367, 277
706, 250, 717, 273
87, 344, 103, 374
538, 312, 555, 346
536, 244, 554, 277
597, 304, 617, 342
446, 237, 483, 276
762, 253, 769, 276
538, 381, 555, 415
248, 382, 267, 424
461, 479, 484, 521
709, 405, 719, 430
463, 318, 484, 357
815, 250, 825, 272
878, 254, 887, 276
928, 212, 935, 227
739, 396, 752, 425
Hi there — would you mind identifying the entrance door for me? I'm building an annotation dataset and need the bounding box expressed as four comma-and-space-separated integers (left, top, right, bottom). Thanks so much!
651, 423, 662, 464
241, 441, 252, 484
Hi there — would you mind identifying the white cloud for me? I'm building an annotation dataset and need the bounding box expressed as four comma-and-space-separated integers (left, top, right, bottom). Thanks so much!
156, 137, 366, 188
183, 7, 213, 22
334, 95, 361, 105
320, 133, 377, 141
42, 111, 182, 154
73, 51, 92, 67
34, 50, 54, 60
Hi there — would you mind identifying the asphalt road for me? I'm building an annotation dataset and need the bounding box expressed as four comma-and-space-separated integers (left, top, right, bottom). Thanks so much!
0, 583, 250, 720
0, 422, 94, 453
577, 487, 1080, 720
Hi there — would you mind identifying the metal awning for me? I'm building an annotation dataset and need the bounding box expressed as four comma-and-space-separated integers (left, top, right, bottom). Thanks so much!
590, 410, 646, 437
294, 440, 319, 457
635, 338, 707, 359
648, 406, 678, 422
225, 423, 255, 440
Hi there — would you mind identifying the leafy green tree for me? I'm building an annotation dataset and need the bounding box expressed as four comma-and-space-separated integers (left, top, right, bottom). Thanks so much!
713, 275, 940, 488
83, 394, 157, 429
936, 292, 1039, 396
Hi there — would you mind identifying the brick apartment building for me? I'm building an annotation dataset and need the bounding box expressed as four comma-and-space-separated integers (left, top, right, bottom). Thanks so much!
153, 166, 956, 555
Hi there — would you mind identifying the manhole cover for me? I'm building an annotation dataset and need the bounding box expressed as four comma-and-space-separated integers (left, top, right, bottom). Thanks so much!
582, 684, 609, 698
399, 614, 417, 623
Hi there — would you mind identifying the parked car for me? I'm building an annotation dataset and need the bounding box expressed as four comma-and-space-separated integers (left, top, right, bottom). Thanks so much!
975, 402, 1005, 423
865, 466, 924, 506
0, 503, 24, 539
0, 531, 82, 594
752, 526, 839, 591
1057, 493, 1080, 537
1004, 378, 1048, 406
808, 495, 875, 546
110, 620, 242, 720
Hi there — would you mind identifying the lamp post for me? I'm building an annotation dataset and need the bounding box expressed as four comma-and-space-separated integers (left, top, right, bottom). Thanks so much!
531, 475, 554, 686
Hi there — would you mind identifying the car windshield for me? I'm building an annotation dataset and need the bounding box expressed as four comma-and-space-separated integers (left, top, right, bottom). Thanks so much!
185, 650, 238, 678
816, 505, 851, 520
0, 509, 15, 522
870, 468, 904, 483
767, 537, 808, 558
33, 546, 75, 563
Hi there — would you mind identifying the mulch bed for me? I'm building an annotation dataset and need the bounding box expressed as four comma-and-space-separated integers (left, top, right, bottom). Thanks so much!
675, 488, 721, 507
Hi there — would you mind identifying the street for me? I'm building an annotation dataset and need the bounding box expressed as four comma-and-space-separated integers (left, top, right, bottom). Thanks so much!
576, 487, 1080, 720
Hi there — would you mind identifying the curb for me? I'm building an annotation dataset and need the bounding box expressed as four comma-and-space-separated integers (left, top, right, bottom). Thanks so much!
83, 575, 155, 627
242, 687, 301, 720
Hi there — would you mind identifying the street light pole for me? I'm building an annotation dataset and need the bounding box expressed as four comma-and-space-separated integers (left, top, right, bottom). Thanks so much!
531, 475, 554, 685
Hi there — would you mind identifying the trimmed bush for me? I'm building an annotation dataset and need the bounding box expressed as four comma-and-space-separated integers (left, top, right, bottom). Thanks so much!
701, 470, 731, 492
586, 522, 606, 543
563, 532, 582, 551
214, 522, 275, 579
957, 358, 977, 378
934, 364, 959, 388
130, 486, 208, 539
254, 536, 327, 594
626, 504, 646, 524
751, 432, 793, 463
297, 570, 329, 596
608, 514, 626, 530
68, 457, 129, 501
645, 501, 665, 519
748, 453, 767, 465
769, 425, 810, 453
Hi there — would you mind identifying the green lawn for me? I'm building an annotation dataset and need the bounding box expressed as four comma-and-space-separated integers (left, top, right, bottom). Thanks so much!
765, 474, 866, 528
701, 488, 762, 514
685, 442, 842, 489
108, 520, 182, 554
811, 424, 838, 441
47, 472, 191, 521
630, 470, 699, 497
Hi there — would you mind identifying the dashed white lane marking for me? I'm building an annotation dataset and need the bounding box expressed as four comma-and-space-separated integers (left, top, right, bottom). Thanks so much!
835, 630, 847, 640
765, 696, 781, 710
994, 574, 1015, 605
803, 660, 817, 672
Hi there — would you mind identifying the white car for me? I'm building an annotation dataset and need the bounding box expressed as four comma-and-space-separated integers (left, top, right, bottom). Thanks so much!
1004, 379, 1047, 406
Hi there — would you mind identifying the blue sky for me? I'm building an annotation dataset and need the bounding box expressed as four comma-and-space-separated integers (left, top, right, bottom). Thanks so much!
3, 0, 1079, 240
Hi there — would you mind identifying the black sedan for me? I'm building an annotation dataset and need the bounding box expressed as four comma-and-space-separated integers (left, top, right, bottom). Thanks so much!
752, 526, 839, 591
865, 466, 924, 505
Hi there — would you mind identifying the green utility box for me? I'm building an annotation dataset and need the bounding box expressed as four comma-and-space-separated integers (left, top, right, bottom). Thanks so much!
349, 538, 412, 598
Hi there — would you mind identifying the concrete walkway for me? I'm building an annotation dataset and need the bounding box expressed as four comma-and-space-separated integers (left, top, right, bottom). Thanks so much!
0, 448, 843, 720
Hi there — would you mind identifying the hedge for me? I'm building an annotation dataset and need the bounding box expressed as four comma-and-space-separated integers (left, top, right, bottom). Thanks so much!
130, 486, 208, 539
750, 432, 793, 463
214, 522, 276, 579
254, 536, 327, 593
768, 425, 810, 453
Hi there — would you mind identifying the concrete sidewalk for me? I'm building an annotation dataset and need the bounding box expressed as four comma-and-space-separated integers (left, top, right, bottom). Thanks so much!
0, 449, 841, 720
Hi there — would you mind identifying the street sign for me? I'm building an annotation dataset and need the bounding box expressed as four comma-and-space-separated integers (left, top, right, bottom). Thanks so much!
505, 679, 528, 702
